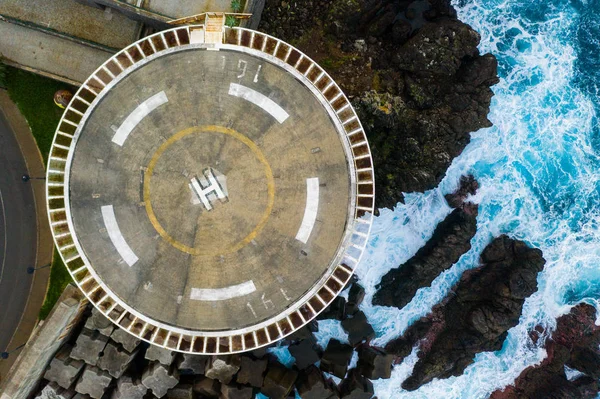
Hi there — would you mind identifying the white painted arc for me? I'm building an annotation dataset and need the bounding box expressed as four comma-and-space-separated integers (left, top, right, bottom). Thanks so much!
228, 83, 290, 123
112, 91, 168, 146
295, 177, 320, 244
190, 280, 257, 301
101, 205, 139, 267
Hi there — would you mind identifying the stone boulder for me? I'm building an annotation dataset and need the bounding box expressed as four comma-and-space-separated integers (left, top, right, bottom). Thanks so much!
176, 354, 207, 375
357, 345, 393, 379
341, 311, 375, 347
44, 345, 85, 389
111, 375, 147, 399
110, 328, 141, 353
74, 366, 112, 399
345, 283, 365, 316
295, 365, 339, 399
261, 362, 298, 399
220, 384, 253, 399
166, 384, 193, 399
289, 339, 321, 369
84, 307, 114, 337
339, 370, 374, 399
97, 341, 138, 378
145, 345, 176, 366
141, 361, 180, 398
236, 356, 267, 387
35, 382, 76, 399
204, 355, 241, 384
320, 339, 354, 379
193, 376, 221, 398
70, 329, 109, 366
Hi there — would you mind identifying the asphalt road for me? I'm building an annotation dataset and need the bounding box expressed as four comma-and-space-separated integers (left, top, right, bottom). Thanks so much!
0, 107, 37, 353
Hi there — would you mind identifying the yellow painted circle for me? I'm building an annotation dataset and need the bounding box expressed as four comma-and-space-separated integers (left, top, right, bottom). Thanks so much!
143, 125, 275, 256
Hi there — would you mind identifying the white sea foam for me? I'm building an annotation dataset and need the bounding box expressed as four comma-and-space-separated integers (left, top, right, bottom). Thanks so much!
314, 319, 350, 348
564, 365, 586, 381
354, 0, 600, 397
267, 343, 295, 368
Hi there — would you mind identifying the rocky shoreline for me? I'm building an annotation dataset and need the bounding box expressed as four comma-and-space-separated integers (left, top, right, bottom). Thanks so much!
258, 0, 600, 397
259, 0, 499, 209
372, 177, 478, 309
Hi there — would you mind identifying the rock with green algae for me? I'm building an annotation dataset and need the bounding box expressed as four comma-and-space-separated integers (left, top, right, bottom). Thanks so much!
354, 49, 498, 209
259, 0, 499, 209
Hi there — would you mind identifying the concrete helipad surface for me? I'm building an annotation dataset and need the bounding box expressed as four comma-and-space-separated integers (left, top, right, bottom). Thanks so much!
47, 26, 375, 353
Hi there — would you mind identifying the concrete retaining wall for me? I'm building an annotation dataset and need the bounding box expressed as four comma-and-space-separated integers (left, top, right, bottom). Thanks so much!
0, 285, 87, 399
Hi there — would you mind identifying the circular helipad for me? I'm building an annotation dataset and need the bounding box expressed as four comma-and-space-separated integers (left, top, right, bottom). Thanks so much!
47, 26, 375, 353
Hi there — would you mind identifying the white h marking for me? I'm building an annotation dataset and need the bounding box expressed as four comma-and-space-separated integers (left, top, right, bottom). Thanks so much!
190, 168, 227, 211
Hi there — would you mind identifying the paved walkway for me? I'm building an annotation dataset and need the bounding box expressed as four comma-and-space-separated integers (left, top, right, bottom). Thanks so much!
0, 91, 53, 381
144, 0, 232, 18
0, 18, 114, 85
0, 0, 141, 49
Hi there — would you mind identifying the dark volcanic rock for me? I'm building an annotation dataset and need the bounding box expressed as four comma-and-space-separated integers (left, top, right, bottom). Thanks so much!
236, 356, 267, 388
384, 236, 545, 391
354, 66, 495, 209
490, 304, 600, 399
444, 175, 478, 210
392, 19, 480, 76
373, 203, 478, 309
354, 47, 497, 209
259, 0, 499, 209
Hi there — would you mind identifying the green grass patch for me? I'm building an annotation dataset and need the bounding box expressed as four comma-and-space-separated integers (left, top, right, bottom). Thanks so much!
38, 249, 72, 320
231, 0, 242, 12
5, 67, 74, 163
0, 61, 7, 89
226, 15, 239, 27
5, 67, 75, 319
